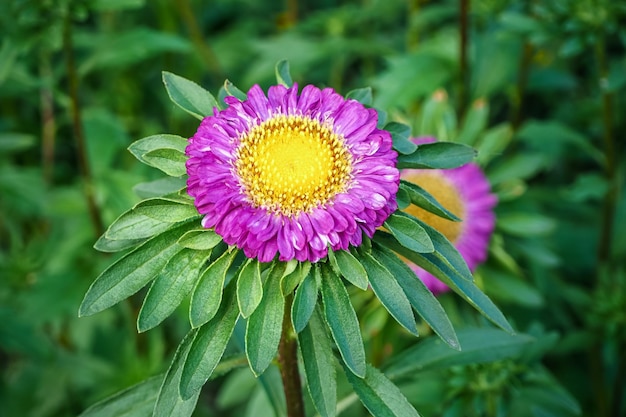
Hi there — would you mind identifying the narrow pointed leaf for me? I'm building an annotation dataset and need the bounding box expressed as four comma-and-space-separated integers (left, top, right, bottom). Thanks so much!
162, 71, 218, 119
80, 222, 195, 316
78, 375, 162, 417
385, 122, 417, 155
223, 79, 247, 101
153, 330, 200, 417
291, 265, 319, 333
384, 213, 434, 253
399, 180, 461, 221
320, 264, 366, 378
180, 282, 239, 399
128, 134, 187, 165
133, 198, 198, 223
333, 250, 368, 290
246, 263, 286, 376
237, 259, 263, 318
373, 244, 459, 349
397, 142, 476, 169
94, 234, 145, 253
137, 248, 210, 332
177, 229, 222, 250
133, 177, 187, 199
360, 253, 418, 336
344, 363, 421, 417
142, 148, 187, 177
275, 59, 293, 87
189, 249, 238, 328
346, 87, 373, 106
104, 210, 172, 241
299, 308, 337, 417
281, 261, 311, 295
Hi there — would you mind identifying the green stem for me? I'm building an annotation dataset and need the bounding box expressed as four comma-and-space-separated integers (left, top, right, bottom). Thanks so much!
277, 293, 305, 417
458, 0, 469, 115
63, 12, 104, 237
511, 42, 533, 131
39, 47, 56, 185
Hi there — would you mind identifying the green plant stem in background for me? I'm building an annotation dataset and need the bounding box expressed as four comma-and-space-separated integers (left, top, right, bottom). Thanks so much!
511, 42, 533, 131
63, 13, 104, 237
458, 0, 469, 114
278, 293, 305, 417
39, 47, 56, 185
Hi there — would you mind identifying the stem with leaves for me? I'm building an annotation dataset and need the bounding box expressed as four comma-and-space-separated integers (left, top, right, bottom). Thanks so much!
277, 293, 305, 417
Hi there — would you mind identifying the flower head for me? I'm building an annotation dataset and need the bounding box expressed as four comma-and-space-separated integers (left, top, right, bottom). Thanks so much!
186, 83, 399, 263
401, 137, 497, 294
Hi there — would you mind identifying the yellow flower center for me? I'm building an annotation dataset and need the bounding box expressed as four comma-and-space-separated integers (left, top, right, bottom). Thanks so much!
403, 171, 465, 243
235, 114, 353, 216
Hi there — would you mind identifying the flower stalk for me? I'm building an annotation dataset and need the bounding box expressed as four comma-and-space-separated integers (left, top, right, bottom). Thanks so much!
278, 293, 305, 417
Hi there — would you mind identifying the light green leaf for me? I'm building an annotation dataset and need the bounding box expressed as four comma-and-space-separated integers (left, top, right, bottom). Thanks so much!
456, 98, 489, 146
0, 132, 35, 153
475, 123, 513, 165
80, 222, 195, 316
299, 308, 337, 417
332, 250, 368, 290
346, 87, 373, 106
384, 213, 434, 253
137, 248, 211, 332
399, 180, 461, 221
359, 252, 418, 336
281, 261, 311, 295
291, 265, 319, 333
78, 375, 162, 417
128, 134, 187, 165
177, 229, 222, 250
497, 212, 556, 237
246, 263, 286, 376
189, 249, 238, 328
275, 59, 293, 87
142, 148, 187, 177
153, 330, 201, 417
223, 79, 247, 101
162, 71, 218, 120
180, 282, 240, 399
133, 198, 198, 223
104, 209, 172, 241
397, 142, 476, 169
133, 177, 187, 199
94, 234, 145, 253
320, 264, 366, 378
237, 259, 263, 318
385, 122, 417, 155
345, 363, 421, 417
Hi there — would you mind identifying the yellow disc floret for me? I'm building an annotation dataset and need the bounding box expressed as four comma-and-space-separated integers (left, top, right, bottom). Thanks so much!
235, 114, 353, 216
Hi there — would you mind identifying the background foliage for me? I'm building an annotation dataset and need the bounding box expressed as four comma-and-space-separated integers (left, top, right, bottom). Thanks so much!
1, 0, 625, 416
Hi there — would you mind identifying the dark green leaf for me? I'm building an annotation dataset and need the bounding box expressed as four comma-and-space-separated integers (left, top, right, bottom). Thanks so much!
456, 98, 489, 146
104, 209, 172, 241
142, 148, 187, 177
180, 282, 239, 399
246, 263, 286, 376
223, 79, 247, 101
359, 253, 418, 336
399, 180, 461, 221
128, 134, 187, 165
397, 142, 476, 169
384, 213, 434, 253
346, 87, 373, 106
385, 122, 417, 155
345, 363, 421, 417
80, 222, 195, 316
320, 264, 366, 378
94, 234, 145, 253
237, 259, 263, 318
333, 250, 368, 290
189, 249, 238, 328
162, 71, 218, 120
299, 308, 337, 417
291, 265, 319, 333
133, 198, 198, 223
281, 261, 311, 295
177, 229, 222, 250
137, 248, 210, 332
275, 59, 293, 87
78, 375, 162, 417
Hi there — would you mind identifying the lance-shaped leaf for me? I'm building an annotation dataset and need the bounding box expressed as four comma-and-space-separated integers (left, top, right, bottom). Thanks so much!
373, 244, 459, 350
397, 141, 476, 169
344, 363, 421, 417
223, 79, 247, 101
78, 375, 162, 417
346, 87, 373, 106
299, 308, 337, 417
142, 148, 187, 177
385, 122, 417, 155
128, 134, 187, 165
189, 249, 238, 328
180, 281, 240, 399
177, 229, 222, 250
275, 59, 293, 87
137, 248, 211, 332
153, 330, 200, 417
281, 261, 311, 295
400, 180, 461, 221
133, 198, 199, 223
80, 222, 196, 316
320, 264, 366, 378
384, 212, 434, 253
103, 209, 172, 241
93, 234, 145, 253
246, 262, 286, 376
291, 265, 319, 333
162, 71, 218, 120
359, 252, 418, 336
328, 249, 368, 290
237, 259, 263, 318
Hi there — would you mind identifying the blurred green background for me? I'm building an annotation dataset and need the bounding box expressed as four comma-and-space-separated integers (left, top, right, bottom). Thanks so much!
1, 0, 625, 416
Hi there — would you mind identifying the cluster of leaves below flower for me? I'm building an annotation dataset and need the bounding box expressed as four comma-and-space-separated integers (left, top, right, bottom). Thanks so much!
79, 61, 513, 417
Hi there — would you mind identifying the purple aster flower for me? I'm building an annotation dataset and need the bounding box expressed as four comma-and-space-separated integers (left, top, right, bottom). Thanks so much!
186, 83, 399, 263
401, 137, 497, 294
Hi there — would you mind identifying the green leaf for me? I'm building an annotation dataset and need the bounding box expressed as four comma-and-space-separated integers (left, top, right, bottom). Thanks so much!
142, 148, 187, 177
128, 134, 187, 165
162, 71, 218, 120
397, 142, 476, 169
346, 87, 373, 106
385, 327, 533, 379
373, 244, 459, 349
177, 229, 222, 250
154, 330, 201, 417
189, 249, 238, 328
456, 98, 489, 146
475, 123, 513, 165
299, 308, 337, 417
281, 261, 311, 295
320, 264, 366, 378
103, 209, 172, 241
237, 259, 263, 318
133, 177, 187, 199
345, 363, 421, 417
275, 59, 293, 87
180, 281, 240, 399
223, 79, 247, 101
497, 212, 556, 237
399, 180, 460, 221
133, 198, 198, 223
385, 122, 417, 155
78, 375, 162, 417
80, 222, 195, 316
246, 263, 286, 376
333, 250, 369, 290
0, 132, 35, 153
137, 248, 211, 332
359, 253, 418, 336
93, 234, 145, 253
291, 265, 319, 333
384, 213, 434, 253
